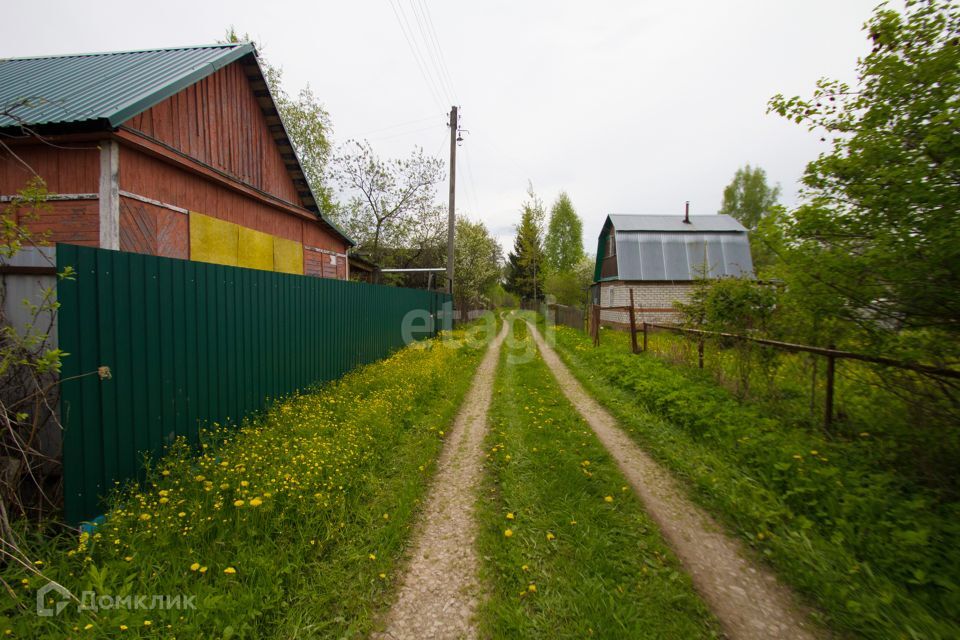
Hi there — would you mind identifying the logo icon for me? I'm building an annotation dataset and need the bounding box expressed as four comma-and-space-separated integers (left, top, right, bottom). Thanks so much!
36, 582, 71, 617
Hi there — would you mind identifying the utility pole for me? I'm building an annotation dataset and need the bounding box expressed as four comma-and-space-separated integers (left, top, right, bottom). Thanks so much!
446, 105, 458, 295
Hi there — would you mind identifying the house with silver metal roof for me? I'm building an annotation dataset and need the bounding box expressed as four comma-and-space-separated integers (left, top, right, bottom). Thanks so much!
592, 208, 754, 326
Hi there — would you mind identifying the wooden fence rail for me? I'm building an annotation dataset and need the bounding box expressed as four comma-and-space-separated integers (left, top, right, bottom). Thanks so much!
588, 301, 958, 432
636, 321, 959, 432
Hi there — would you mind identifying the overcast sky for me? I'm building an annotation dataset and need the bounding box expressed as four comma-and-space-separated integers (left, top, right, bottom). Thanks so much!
3, 0, 882, 255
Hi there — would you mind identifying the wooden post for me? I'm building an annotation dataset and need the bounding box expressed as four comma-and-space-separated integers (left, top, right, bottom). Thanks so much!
698, 337, 704, 369
593, 305, 601, 346
642, 321, 648, 352
824, 345, 836, 433
554, 304, 560, 327
628, 289, 638, 354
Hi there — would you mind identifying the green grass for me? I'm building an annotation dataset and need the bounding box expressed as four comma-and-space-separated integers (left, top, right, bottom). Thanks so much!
1, 322, 494, 639
474, 318, 720, 639
639, 328, 960, 495
546, 322, 960, 640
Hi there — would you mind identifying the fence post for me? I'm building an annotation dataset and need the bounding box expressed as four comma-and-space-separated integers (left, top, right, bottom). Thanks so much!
642, 321, 648, 352
593, 305, 601, 346
698, 337, 704, 369
824, 345, 836, 434
628, 289, 638, 354
554, 304, 560, 327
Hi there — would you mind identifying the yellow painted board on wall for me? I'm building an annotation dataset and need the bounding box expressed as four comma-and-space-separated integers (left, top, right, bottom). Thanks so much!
274, 236, 304, 274
238, 226, 275, 271
189, 213, 239, 267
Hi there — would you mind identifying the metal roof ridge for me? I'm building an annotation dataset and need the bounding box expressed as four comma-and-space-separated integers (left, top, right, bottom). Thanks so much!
0, 43, 247, 63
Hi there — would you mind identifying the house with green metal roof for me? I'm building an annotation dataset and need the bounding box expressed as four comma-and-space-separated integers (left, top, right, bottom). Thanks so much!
0, 43, 353, 278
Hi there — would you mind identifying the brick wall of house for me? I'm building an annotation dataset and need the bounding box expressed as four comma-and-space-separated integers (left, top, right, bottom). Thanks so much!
598, 281, 694, 326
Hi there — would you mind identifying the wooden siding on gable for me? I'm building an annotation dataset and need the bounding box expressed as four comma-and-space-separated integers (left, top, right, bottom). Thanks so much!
123, 62, 300, 206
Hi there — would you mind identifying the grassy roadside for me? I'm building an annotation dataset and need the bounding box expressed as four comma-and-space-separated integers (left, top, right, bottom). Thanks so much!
545, 322, 960, 640
1, 319, 496, 639
474, 318, 720, 639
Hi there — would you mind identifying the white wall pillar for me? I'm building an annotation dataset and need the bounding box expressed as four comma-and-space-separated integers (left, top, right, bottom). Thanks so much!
98, 140, 119, 250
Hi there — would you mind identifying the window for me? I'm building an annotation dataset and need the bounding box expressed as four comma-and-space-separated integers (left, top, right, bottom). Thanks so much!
606, 232, 616, 257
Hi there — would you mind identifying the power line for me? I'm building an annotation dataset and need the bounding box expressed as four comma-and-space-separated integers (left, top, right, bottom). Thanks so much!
460, 142, 481, 215
415, 0, 458, 102
365, 123, 441, 143
386, 0, 446, 110
409, 0, 458, 103
353, 113, 446, 139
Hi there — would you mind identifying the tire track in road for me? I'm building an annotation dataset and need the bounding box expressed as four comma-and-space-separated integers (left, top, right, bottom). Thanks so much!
375, 321, 507, 640
527, 320, 821, 640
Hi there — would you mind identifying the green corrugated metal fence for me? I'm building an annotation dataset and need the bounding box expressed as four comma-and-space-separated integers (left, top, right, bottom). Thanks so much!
57, 244, 451, 524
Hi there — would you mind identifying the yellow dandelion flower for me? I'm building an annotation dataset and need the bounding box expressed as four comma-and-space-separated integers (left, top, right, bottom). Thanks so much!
199, 566, 208, 574
233, 500, 245, 507
240, 480, 250, 487
124, 556, 133, 562
504, 529, 513, 538
546, 532, 556, 541
368, 553, 376, 560
506, 512, 515, 520
249, 498, 263, 507
119, 625, 128, 631
528, 583, 537, 592
84, 623, 93, 630
223, 567, 236, 575
143, 621, 152, 627
521, 564, 529, 571
604, 496, 614, 503
139, 513, 151, 521
190, 562, 200, 571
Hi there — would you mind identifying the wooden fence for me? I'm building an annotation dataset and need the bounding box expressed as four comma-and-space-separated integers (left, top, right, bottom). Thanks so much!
57, 244, 451, 524
588, 297, 959, 432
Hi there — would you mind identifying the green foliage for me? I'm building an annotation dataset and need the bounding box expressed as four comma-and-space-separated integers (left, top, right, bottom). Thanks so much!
543, 192, 584, 273
551, 325, 960, 639
718, 164, 781, 231
543, 255, 593, 307
767, 0, 960, 364
505, 186, 547, 301
678, 276, 778, 335
1, 325, 489, 638
1, 177, 75, 524
486, 283, 517, 309
454, 217, 503, 309
475, 317, 720, 638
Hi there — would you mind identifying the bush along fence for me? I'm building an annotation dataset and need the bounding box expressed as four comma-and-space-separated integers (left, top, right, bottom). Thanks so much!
57, 243, 451, 524
587, 295, 960, 432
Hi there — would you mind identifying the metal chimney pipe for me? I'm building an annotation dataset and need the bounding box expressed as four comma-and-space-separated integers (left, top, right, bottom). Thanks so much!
684, 201, 691, 224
